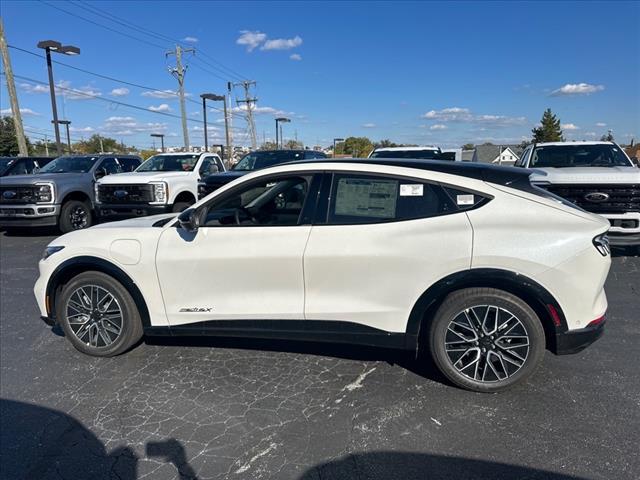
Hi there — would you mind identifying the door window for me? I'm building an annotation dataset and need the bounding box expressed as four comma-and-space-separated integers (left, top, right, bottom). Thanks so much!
199, 157, 220, 176
117, 157, 141, 172
515, 148, 530, 167
6, 159, 36, 175
203, 175, 312, 227
327, 173, 455, 225
99, 158, 120, 175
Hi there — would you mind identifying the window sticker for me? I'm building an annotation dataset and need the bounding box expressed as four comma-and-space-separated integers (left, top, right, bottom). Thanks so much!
335, 178, 398, 218
400, 184, 424, 196
456, 194, 475, 206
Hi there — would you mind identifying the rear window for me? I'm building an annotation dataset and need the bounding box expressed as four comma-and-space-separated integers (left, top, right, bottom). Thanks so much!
370, 150, 441, 160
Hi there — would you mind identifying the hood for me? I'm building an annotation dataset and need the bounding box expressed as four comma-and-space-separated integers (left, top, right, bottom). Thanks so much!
203, 170, 247, 185
98, 171, 193, 184
90, 213, 177, 229
530, 166, 640, 184
0, 172, 86, 185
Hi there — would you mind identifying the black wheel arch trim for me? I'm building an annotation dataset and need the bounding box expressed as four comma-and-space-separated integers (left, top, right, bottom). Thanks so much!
406, 268, 568, 354
45, 256, 151, 328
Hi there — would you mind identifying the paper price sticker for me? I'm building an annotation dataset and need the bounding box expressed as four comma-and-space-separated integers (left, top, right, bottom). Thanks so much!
457, 194, 475, 205
400, 184, 424, 197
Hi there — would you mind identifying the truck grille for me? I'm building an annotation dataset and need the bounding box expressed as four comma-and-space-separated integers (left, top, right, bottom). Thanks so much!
542, 184, 640, 213
0, 185, 38, 204
98, 184, 154, 204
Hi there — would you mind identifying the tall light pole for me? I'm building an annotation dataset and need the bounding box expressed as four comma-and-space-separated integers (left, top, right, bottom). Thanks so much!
150, 133, 165, 153
200, 93, 230, 167
53, 119, 71, 153
333, 138, 344, 158
275, 117, 291, 149
37, 40, 80, 155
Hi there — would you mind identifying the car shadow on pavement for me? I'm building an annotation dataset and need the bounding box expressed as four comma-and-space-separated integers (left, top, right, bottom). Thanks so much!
0, 226, 59, 237
0, 398, 197, 480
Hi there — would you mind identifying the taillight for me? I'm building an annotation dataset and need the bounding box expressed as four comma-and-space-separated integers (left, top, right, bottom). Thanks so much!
593, 233, 610, 256
547, 304, 562, 327
587, 315, 606, 327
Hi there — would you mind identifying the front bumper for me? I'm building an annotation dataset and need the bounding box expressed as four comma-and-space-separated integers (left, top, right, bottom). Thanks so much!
0, 204, 59, 227
97, 203, 171, 220
554, 320, 605, 355
602, 212, 640, 245
607, 232, 640, 247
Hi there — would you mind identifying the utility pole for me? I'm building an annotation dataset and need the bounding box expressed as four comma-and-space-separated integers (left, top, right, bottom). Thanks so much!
0, 17, 28, 156
233, 80, 258, 149
227, 82, 234, 163
44, 135, 49, 155
98, 134, 104, 153
166, 45, 194, 151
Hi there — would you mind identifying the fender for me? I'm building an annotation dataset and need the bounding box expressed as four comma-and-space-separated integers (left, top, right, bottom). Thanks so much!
45, 255, 151, 328
406, 268, 568, 353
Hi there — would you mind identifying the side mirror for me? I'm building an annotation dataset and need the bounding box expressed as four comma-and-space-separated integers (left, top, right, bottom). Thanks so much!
178, 208, 200, 233
95, 167, 107, 179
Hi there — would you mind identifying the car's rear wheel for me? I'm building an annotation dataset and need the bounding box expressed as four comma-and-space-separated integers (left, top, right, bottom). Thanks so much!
59, 200, 93, 233
429, 288, 545, 392
57, 271, 143, 357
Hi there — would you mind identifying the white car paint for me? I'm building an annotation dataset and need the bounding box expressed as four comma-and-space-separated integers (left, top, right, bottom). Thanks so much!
35, 161, 610, 337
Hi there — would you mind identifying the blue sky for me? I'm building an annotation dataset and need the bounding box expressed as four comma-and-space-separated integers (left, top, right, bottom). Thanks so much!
2, 0, 639, 149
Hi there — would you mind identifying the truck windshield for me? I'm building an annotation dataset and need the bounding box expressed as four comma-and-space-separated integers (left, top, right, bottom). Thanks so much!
232, 151, 304, 171
530, 144, 633, 168
39, 156, 97, 173
137, 154, 199, 172
370, 150, 441, 159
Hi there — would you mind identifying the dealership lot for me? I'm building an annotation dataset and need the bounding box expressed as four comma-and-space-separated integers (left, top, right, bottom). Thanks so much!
1, 230, 639, 480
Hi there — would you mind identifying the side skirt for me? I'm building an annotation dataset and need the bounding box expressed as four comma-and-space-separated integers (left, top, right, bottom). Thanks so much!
144, 319, 415, 350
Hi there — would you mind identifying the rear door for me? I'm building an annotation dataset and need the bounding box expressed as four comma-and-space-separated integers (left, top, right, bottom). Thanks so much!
303, 171, 473, 333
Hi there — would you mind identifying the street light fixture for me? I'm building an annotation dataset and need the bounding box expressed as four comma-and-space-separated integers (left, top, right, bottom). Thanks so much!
52, 119, 71, 153
275, 117, 291, 149
150, 133, 165, 153
37, 39, 80, 155
200, 93, 231, 168
333, 138, 344, 158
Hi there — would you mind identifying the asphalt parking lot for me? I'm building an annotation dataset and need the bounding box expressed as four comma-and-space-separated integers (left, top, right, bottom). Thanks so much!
0, 230, 638, 480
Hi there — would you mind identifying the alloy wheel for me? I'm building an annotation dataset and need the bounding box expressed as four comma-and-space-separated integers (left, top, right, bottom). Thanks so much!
69, 205, 89, 229
444, 305, 530, 383
65, 285, 123, 348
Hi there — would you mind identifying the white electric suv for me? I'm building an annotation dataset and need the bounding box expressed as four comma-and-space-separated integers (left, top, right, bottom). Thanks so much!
34, 159, 611, 392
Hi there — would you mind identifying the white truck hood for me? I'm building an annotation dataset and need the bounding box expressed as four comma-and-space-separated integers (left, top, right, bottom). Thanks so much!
530, 166, 640, 184
98, 171, 193, 184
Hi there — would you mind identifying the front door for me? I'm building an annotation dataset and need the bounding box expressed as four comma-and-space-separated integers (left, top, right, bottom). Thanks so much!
156, 172, 320, 326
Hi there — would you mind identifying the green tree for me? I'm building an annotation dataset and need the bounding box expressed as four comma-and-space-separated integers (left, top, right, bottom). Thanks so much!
284, 139, 304, 149
600, 130, 614, 142
0, 116, 20, 156
259, 141, 278, 150
138, 149, 158, 160
375, 139, 398, 148
72, 134, 130, 154
532, 109, 564, 143
461, 143, 475, 150
343, 136, 374, 157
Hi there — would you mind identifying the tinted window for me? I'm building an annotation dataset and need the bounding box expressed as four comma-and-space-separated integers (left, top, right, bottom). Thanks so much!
40, 156, 98, 173
99, 158, 120, 175
5, 158, 36, 175
530, 144, 632, 168
203, 175, 312, 227
304, 151, 326, 159
370, 150, 440, 160
199, 157, 220, 176
137, 154, 199, 172
232, 151, 305, 171
515, 148, 530, 167
118, 157, 141, 172
0, 158, 15, 175
327, 174, 455, 225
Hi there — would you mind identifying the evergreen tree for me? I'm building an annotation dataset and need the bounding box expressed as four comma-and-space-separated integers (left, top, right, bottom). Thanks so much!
532, 109, 564, 143
600, 130, 614, 142
0, 116, 19, 156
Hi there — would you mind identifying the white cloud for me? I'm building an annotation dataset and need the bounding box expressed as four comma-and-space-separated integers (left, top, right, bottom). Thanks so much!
54, 80, 101, 100
430, 124, 447, 130
69, 126, 95, 133
106, 116, 135, 123
103, 116, 168, 135
110, 87, 130, 97
362, 123, 376, 128
261, 35, 302, 51
561, 123, 580, 130
142, 89, 181, 99
19, 83, 49, 94
421, 107, 526, 126
585, 132, 597, 137
551, 83, 605, 96
232, 104, 291, 116
596, 122, 607, 127
289, 53, 302, 61
183, 36, 198, 43
237, 30, 267, 52
0, 107, 39, 116
148, 103, 172, 112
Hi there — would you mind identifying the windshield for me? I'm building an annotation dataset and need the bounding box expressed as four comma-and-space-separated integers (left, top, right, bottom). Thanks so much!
137, 154, 199, 172
39, 156, 97, 173
530, 144, 633, 168
233, 151, 305, 171
370, 150, 440, 159
0, 158, 16, 175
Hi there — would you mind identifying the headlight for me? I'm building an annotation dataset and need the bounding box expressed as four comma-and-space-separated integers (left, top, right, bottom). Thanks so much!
35, 183, 54, 203
593, 233, 610, 257
42, 245, 64, 260
151, 182, 168, 204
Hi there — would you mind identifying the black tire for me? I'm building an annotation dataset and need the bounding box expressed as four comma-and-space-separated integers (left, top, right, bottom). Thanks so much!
428, 288, 545, 393
56, 271, 143, 357
59, 200, 93, 233
171, 200, 193, 213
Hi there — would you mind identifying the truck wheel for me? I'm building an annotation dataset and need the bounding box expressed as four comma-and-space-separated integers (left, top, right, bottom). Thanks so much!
59, 200, 93, 233
57, 271, 143, 357
172, 201, 192, 213
428, 288, 545, 393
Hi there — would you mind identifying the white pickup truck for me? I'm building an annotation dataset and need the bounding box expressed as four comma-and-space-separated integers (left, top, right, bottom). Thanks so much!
515, 141, 640, 247
95, 152, 224, 221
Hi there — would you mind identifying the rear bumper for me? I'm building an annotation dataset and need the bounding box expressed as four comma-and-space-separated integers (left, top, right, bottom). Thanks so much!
97, 203, 171, 220
554, 320, 605, 355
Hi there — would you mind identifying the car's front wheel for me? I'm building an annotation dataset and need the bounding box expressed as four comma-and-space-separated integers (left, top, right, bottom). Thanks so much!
57, 271, 143, 357
59, 200, 93, 233
429, 288, 545, 392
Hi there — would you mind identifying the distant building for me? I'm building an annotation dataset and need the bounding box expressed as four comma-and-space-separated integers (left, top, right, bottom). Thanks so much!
472, 144, 524, 165
461, 150, 475, 161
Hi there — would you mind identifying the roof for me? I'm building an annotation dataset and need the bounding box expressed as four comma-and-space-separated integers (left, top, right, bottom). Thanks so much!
373, 146, 439, 152
473, 144, 524, 163
535, 141, 615, 147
